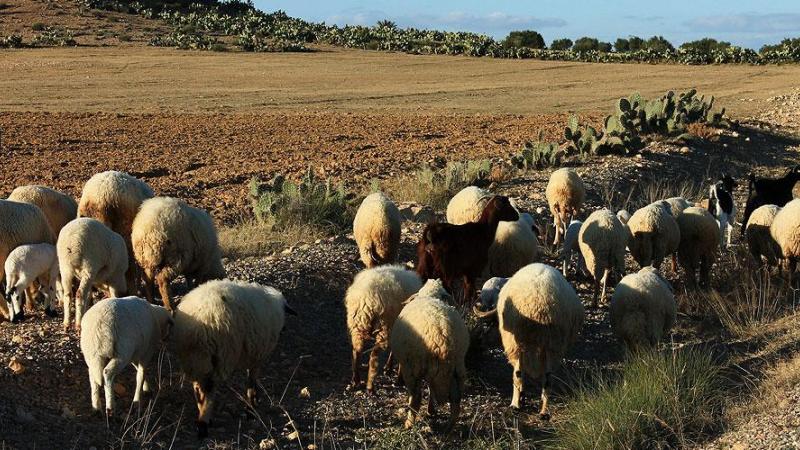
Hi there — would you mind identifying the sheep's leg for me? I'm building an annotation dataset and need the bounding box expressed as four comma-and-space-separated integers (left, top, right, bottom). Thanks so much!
671, 253, 678, 273
788, 258, 798, 285
600, 268, 610, 306
366, 343, 383, 395
445, 373, 462, 434
133, 363, 146, 414
350, 339, 362, 389
404, 378, 422, 429
75, 276, 94, 332
155, 272, 173, 311
102, 357, 126, 416
24, 283, 37, 313
539, 373, 551, 421
552, 215, 561, 246
89, 371, 102, 412
193, 377, 216, 439
591, 278, 600, 309
143, 271, 156, 304
246, 367, 260, 409
510, 359, 524, 409
61, 276, 73, 330
700, 255, 712, 290
427, 394, 437, 417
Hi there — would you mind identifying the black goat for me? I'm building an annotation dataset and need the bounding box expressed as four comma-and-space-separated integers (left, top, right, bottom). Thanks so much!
741, 165, 800, 234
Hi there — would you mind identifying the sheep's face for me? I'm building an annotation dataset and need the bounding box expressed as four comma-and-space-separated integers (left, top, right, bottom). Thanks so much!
5, 287, 24, 324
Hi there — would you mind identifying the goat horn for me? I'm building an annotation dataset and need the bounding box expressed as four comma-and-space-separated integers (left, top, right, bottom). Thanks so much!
473, 305, 498, 319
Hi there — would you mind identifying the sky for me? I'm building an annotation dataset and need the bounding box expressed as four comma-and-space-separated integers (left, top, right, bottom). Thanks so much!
253, 1, 800, 49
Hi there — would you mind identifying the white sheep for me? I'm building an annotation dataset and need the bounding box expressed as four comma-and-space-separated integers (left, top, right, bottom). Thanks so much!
353, 192, 401, 268
8, 185, 77, 237
345, 265, 422, 394
79, 297, 172, 415
770, 198, 800, 277
746, 204, 781, 268
0, 200, 55, 321
78, 171, 154, 294
676, 207, 720, 288
57, 218, 129, 331
479, 276, 508, 310
131, 197, 225, 311
560, 219, 587, 277
627, 203, 681, 270
446, 186, 491, 225
486, 215, 539, 278
546, 168, 585, 245
4, 243, 59, 322
390, 282, 469, 431
169, 279, 296, 438
578, 209, 627, 307
650, 197, 692, 217
616, 209, 632, 225
610, 267, 676, 350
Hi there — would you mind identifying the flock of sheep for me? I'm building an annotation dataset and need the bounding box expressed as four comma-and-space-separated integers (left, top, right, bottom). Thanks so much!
1, 165, 799, 438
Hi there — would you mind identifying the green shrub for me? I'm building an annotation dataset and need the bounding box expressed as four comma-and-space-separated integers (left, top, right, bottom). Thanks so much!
117, 33, 132, 41
31, 29, 76, 47
31, 22, 47, 31
502, 30, 545, 49
550, 38, 572, 51
0, 34, 24, 48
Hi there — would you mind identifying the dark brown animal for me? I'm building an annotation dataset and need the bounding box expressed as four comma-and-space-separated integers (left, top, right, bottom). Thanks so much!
742, 166, 800, 234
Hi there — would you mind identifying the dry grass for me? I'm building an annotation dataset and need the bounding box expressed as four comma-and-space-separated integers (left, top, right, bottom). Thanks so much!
218, 220, 324, 259
378, 159, 491, 211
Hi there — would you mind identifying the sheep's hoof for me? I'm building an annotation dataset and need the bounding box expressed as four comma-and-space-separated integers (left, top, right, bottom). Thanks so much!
366, 387, 376, 396
196, 420, 209, 439
539, 412, 551, 421
347, 381, 365, 392
106, 408, 113, 418
509, 403, 521, 411
44, 307, 58, 318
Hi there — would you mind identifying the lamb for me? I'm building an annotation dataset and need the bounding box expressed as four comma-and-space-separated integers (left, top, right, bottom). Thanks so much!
746, 204, 782, 268
708, 174, 737, 248
446, 186, 491, 225
8, 185, 78, 237
610, 267, 676, 350
475, 263, 584, 418
77, 171, 154, 294
546, 168, 586, 245
131, 197, 226, 311
169, 280, 296, 438
4, 243, 59, 323
560, 219, 587, 277
676, 207, 720, 289
0, 200, 55, 321
57, 218, 129, 331
742, 165, 800, 233
79, 297, 172, 415
770, 198, 800, 278
345, 265, 422, 394
416, 196, 519, 305
486, 214, 539, 278
390, 281, 469, 432
353, 192, 401, 268
626, 203, 681, 270
479, 276, 508, 310
578, 209, 627, 307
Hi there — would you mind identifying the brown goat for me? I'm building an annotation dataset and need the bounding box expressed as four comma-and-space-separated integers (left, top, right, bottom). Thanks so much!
416, 196, 519, 305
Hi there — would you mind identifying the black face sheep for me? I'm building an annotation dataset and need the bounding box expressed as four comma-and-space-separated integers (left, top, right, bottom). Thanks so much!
627, 203, 681, 270
8, 185, 78, 237
169, 280, 296, 438
746, 204, 782, 269
77, 171, 154, 295
578, 209, 627, 307
0, 199, 56, 321
416, 196, 519, 305
131, 197, 226, 312
770, 198, 800, 278
446, 185, 491, 225
546, 168, 586, 245
389, 279, 469, 432
80, 297, 172, 415
708, 174, 737, 248
610, 267, 676, 350
57, 218, 129, 331
4, 243, 59, 322
676, 207, 720, 289
345, 265, 422, 394
742, 165, 800, 234
353, 192, 401, 268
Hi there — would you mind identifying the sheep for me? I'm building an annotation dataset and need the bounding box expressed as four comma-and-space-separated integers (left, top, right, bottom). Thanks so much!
742, 165, 800, 233
77, 171, 154, 294
560, 219, 587, 277
708, 174, 737, 248
746, 204, 782, 268
169, 279, 296, 438
651, 197, 692, 217
79, 297, 172, 416
616, 209, 632, 225
486, 214, 539, 278
546, 168, 586, 245
345, 265, 422, 394
417, 196, 519, 305
610, 267, 676, 350
475, 263, 584, 418
131, 197, 226, 312
353, 192, 401, 268
676, 207, 720, 289
390, 283, 469, 432
4, 243, 59, 323
578, 209, 627, 307
57, 218, 129, 331
770, 198, 800, 278
479, 276, 508, 310
446, 186, 491, 225
627, 203, 681, 271
8, 185, 77, 237
0, 200, 55, 321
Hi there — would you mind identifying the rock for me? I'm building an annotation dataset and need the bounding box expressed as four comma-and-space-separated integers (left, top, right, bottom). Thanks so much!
11, 335, 23, 345
410, 205, 435, 224
286, 430, 299, 441
299, 387, 311, 398
680, 146, 691, 154
259, 439, 277, 450
8, 356, 25, 374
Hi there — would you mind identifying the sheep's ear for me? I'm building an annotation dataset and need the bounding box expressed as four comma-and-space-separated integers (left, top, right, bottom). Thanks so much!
284, 302, 298, 316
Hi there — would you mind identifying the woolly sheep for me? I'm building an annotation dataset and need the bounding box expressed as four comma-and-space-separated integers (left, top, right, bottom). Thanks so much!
80, 297, 172, 415
627, 204, 681, 270
561, 219, 587, 277
0, 200, 55, 321
479, 276, 508, 310
770, 198, 800, 277
446, 186, 491, 225
746, 204, 781, 268
486, 215, 539, 278
390, 284, 469, 431
578, 209, 627, 307
169, 280, 296, 438
676, 207, 720, 288
58, 218, 129, 331
651, 197, 692, 217
132, 197, 225, 311
546, 168, 585, 245
353, 192, 401, 268
4, 243, 59, 323
77, 171, 154, 294
610, 267, 676, 350
345, 265, 422, 394
8, 185, 77, 237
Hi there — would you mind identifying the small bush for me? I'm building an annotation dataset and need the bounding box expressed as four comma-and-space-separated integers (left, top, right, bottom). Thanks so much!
209, 42, 227, 52
31, 22, 47, 31
0, 34, 24, 48
379, 159, 491, 211
117, 33, 132, 42
31, 29, 76, 47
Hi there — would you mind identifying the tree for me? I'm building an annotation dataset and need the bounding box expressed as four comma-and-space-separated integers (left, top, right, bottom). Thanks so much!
502, 30, 546, 49
598, 41, 613, 52
550, 38, 573, 51
628, 36, 644, 51
645, 35, 674, 52
615, 38, 630, 52
680, 38, 731, 53
573, 36, 600, 52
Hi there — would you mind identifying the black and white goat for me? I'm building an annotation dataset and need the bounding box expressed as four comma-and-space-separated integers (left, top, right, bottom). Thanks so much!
708, 173, 736, 248
741, 165, 800, 234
